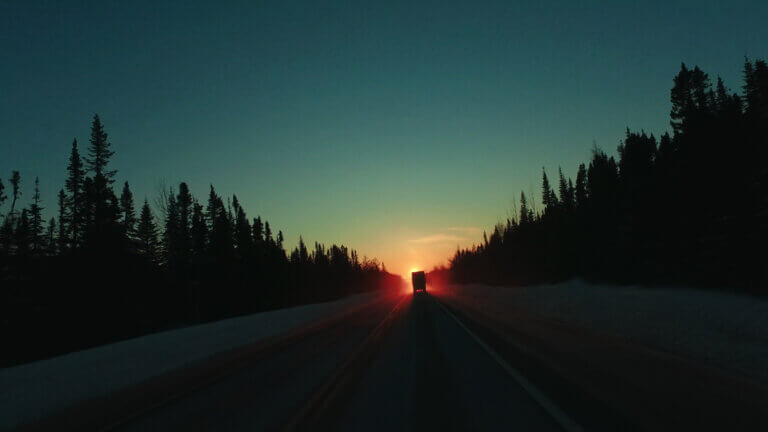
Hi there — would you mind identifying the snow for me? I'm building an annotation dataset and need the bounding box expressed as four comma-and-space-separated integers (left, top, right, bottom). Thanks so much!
444, 280, 768, 382
0, 292, 381, 431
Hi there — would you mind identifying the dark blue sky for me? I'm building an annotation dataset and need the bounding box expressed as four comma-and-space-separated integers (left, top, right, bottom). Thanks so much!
2, 0, 766, 275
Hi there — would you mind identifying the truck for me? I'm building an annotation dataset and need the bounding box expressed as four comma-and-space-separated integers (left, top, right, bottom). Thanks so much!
411, 271, 426, 295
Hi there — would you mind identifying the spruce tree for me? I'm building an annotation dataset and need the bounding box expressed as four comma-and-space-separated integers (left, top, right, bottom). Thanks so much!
176, 183, 193, 259
29, 177, 44, 253
190, 202, 208, 256
164, 188, 179, 266
120, 181, 136, 237
264, 221, 273, 245
252, 216, 264, 244
65, 139, 85, 248
232, 195, 251, 253
8, 171, 21, 222
15, 209, 30, 255
57, 189, 69, 252
46, 217, 56, 255
136, 199, 159, 262
85, 115, 116, 181
519, 192, 531, 225
575, 163, 587, 208
84, 115, 120, 249
541, 168, 556, 211
558, 168, 573, 211
0, 178, 5, 214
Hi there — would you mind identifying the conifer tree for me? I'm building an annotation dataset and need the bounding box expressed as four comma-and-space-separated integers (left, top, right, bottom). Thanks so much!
164, 188, 179, 266
29, 177, 44, 253
120, 181, 136, 237
57, 189, 69, 252
0, 178, 5, 214
46, 217, 56, 255
65, 139, 85, 248
85, 115, 116, 181
264, 221, 273, 245
558, 168, 573, 211
8, 171, 21, 222
519, 192, 531, 225
177, 183, 193, 250
541, 168, 556, 211
191, 202, 208, 257
136, 199, 159, 262
232, 195, 251, 254
15, 209, 30, 255
84, 116, 120, 249
252, 216, 264, 244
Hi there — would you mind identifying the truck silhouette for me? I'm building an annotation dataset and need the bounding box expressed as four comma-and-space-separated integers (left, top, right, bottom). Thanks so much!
411, 271, 426, 295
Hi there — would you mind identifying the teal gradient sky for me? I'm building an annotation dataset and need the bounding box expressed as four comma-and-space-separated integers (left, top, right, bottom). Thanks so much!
2, 1, 766, 276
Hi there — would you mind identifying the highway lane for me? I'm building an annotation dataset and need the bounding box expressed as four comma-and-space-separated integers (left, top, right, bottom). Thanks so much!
114, 292, 569, 431
18, 292, 574, 431
334, 293, 567, 431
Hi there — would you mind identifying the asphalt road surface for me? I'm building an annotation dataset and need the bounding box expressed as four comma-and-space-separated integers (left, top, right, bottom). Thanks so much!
115, 293, 568, 431
19, 291, 578, 432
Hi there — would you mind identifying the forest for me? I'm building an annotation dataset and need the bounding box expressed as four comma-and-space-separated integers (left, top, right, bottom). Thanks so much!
441, 58, 768, 293
0, 119, 402, 367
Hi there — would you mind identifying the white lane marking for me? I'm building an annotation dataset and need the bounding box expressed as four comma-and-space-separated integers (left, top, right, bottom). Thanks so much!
433, 296, 584, 432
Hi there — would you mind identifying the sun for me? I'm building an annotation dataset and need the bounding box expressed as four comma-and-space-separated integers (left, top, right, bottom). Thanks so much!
408, 267, 422, 277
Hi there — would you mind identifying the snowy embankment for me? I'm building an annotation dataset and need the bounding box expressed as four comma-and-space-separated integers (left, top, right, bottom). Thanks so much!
445, 280, 768, 382
0, 292, 380, 431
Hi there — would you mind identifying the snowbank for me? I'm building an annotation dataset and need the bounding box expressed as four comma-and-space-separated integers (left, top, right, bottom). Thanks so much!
0, 292, 380, 431
445, 280, 768, 382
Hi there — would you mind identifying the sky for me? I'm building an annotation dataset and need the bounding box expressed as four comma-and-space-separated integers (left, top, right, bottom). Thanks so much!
1, 0, 766, 278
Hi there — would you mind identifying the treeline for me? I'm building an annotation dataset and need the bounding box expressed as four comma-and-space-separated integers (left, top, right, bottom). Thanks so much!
0, 116, 401, 367
447, 58, 768, 293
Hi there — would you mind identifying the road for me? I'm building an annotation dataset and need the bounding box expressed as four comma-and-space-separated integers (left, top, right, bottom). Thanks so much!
19, 288, 768, 431
18, 291, 574, 431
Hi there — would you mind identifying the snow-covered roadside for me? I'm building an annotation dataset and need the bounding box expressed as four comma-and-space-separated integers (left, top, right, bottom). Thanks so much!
443, 280, 768, 382
0, 291, 381, 431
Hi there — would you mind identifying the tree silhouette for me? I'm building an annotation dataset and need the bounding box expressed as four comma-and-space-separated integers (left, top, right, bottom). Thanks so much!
136, 199, 159, 262
120, 182, 136, 238
8, 171, 21, 221
57, 189, 69, 252
66, 139, 85, 248
449, 58, 768, 292
29, 177, 44, 253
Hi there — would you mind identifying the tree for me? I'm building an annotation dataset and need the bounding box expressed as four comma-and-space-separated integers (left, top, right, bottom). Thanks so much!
136, 199, 159, 262
120, 181, 137, 237
83, 116, 120, 249
29, 176, 44, 252
264, 221, 273, 245
558, 167, 574, 211
164, 187, 180, 266
252, 216, 264, 244
205, 185, 232, 259
575, 163, 587, 208
0, 177, 6, 215
8, 171, 21, 221
232, 195, 252, 254
57, 189, 69, 252
670, 64, 712, 135
15, 209, 30, 255
85, 115, 116, 181
46, 217, 56, 255
191, 202, 208, 257
541, 168, 557, 211
519, 192, 532, 225
65, 139, 85, 248
177, 182, 193, 250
